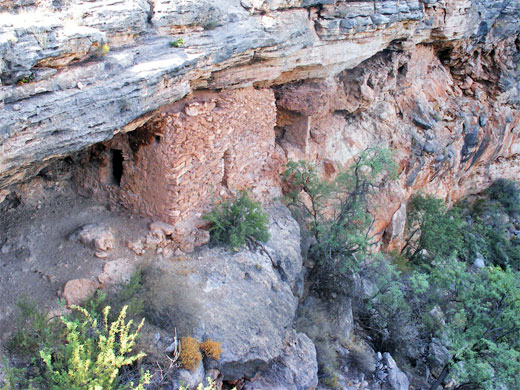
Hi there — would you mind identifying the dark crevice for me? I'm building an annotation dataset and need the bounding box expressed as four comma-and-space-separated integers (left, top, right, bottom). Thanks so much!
110, 149, 124, 187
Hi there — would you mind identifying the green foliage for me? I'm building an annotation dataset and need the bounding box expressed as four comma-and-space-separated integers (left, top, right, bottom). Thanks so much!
486, 178, 520, 216
40, 305, 151, 390
1, 357, 41, 390
82, 270, 145, 321
404, 191, 520, 271
8, 297, 58, 356
17, 74, 34, 85
402, 194, 466, 264
169, 38, 184, 48
441, 265, 520, 390
358, 258, 419, 355
5, 274, 148, 390
101, 44, 110, 56
282, 148, 397, 296
203, 190, 269, 250
394, 189, 520, 390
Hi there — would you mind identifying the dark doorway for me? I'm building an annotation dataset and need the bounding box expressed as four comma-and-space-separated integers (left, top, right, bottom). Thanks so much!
110, 149, 124, 186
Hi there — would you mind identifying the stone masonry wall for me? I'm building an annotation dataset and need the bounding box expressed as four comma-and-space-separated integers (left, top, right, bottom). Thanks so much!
76, 87, 284, 249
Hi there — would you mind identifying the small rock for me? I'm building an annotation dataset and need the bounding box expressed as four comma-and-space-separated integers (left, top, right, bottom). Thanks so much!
479, 114, 488, 127
185, 102, 201, 117
423, 140, 437, 154
473, 253, 486, 268
97, 258, 135, 285
383, 353, 409, 390
145, 230, 164, 246
173, 362, 205, 390
69, 224, 115, 252
94, 251, 109, 259
150, 221, 176, 236
127, 239, 145, 255
412, 115, 433, 130
60, 279, 99, 306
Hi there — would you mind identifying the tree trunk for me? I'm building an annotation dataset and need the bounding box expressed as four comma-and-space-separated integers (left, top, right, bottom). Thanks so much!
429, 364, 450, 390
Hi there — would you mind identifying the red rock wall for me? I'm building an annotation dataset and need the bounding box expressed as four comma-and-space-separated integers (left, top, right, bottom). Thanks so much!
74, 44, 519, 252
275, 45, 520, 249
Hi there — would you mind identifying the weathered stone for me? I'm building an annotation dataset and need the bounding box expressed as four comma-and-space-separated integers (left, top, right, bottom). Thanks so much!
244, 330, 318, 390
142, 206, 301, 380
60, 278, 99, 306
473, 252, 486, 268
150, 221, 175, 236
171, 362, 206, 390
383, 353, 410, 390
69, 223, 115, 252
427, 339, 450, 378
97, 258, 135, 285
263, 204, 304, 296
1, 0, 518, 190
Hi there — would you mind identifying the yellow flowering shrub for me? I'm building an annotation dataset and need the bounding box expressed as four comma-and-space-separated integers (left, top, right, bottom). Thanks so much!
39, 305, 151, 390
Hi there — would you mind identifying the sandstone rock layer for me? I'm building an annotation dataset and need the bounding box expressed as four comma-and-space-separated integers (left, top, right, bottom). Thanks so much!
1, 0, 519, 246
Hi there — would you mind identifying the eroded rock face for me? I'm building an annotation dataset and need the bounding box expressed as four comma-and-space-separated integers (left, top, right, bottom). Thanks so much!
244, 330, 318, 390
141, 204, 304, 380
275, 42, 520, 248
1, 0, 519, 190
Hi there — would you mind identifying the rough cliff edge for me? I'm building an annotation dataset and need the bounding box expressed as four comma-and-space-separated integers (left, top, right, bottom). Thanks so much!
1, 0, 519, 248
1, 1, 520, 389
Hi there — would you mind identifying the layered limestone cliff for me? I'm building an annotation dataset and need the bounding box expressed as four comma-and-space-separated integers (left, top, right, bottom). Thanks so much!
1, 0, 519, 247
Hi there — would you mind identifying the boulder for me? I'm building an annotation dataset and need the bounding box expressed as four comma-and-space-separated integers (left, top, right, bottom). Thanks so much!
427, 339, 450, 378
142, 205, 301, 380
69, 223, 115, 252
60, 278, 99, 306
382, 353, 409, 390
263, 204, 305, 297
473, 252, 486, 268
97, 258, 135, 285
244, 330, 318, 390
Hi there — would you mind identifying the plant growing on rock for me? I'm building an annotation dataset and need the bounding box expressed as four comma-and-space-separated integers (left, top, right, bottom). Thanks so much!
200, 340, 222, 360
179, 336, 202, 371
169, 38, 184, 48
203, 190, 269, 250
486, 178, 520, 216
180, 337, 223, 371
282, 148, 397, 297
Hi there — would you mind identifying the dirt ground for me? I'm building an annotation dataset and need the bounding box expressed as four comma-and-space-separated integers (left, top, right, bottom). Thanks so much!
0, 179, 155, 344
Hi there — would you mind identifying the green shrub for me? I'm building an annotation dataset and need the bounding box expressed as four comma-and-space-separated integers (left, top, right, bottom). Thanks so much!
486, 178, 520, 216
169, 38, 184, 48
282, 148, 397, 297
402, 194, 466, 264
1, 357, 42, 390
40, 305, 151, 390
82, 269, 145, 322
203, 191, 269, 250
8, 297, 58, 356
397, 191, 520, 390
